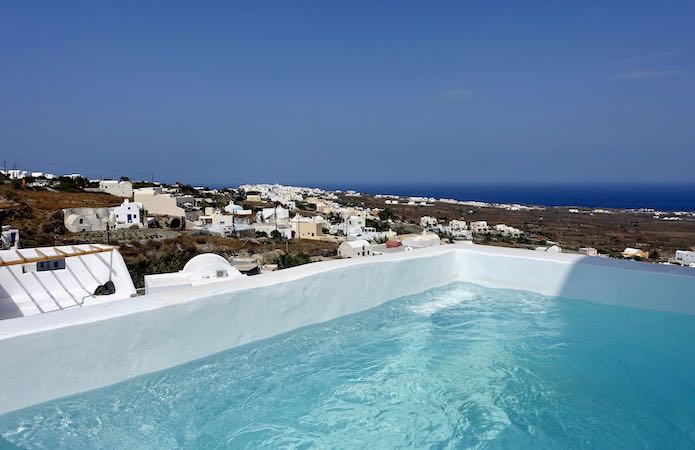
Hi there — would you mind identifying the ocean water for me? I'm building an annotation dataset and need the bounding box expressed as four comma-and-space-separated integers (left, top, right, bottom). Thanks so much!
318, 183, 695, 211
1, 282, 694, 449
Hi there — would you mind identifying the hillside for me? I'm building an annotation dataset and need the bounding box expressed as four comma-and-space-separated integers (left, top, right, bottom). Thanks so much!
0, 186, 338, 287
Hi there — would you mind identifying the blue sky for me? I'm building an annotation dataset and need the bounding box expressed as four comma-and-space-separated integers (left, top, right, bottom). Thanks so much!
1, 1, 694, 185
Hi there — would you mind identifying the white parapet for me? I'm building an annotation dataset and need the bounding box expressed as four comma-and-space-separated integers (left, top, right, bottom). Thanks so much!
0, 244, 135, 320
0, 244, 694, 414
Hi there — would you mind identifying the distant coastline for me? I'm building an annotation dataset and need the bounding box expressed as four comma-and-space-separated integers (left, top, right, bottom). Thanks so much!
310, 183, 695, 212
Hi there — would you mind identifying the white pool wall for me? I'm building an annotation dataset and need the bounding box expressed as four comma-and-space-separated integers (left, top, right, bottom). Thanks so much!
1, 244, 694, 415
455, 245, 695, 314
0, 248, 460, 415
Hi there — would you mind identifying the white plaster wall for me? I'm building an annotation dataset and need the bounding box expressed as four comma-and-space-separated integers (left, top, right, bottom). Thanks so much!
0, 249, 459, 415
0, 246, 136, 319
1, 244, 694, 415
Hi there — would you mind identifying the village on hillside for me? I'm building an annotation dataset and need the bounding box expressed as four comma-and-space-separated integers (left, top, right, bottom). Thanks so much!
1, 168, 695, 310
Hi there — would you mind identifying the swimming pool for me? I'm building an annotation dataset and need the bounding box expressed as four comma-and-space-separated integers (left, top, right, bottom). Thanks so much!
2, 281, 693, 448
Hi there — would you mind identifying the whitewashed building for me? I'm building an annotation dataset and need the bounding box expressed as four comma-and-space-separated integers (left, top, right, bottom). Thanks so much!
493, 224, 523, 238
470, 221, 490, 234
253, 223, 293, 240
257, 206, 290, 223
224, 201, 252, 216
345, 215, 366, 235
579, 247, 598, 256
449, 220, 468, 232
675, 250, 695, 264
63, 207, 110, 232
339, 239, 373, 258
402, 231, 441, 249
109, 199, 144, 229
420, 216, 438, 228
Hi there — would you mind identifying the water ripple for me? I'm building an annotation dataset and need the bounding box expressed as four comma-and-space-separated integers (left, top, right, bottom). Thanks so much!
1, 282, 694, 449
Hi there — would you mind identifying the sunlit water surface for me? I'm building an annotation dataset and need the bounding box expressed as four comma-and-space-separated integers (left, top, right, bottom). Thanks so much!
1, 282, 694, 449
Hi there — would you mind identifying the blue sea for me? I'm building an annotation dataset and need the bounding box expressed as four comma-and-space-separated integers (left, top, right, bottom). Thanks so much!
317, 183, 695, 211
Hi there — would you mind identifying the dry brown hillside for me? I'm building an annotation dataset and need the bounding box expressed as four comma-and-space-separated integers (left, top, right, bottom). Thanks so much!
0, 186, 121, 246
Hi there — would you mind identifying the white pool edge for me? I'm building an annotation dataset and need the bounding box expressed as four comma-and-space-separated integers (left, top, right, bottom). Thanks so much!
1, 243, 694, 415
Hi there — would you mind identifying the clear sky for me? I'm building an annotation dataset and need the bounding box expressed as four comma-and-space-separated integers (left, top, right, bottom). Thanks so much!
2, 1, 694, 186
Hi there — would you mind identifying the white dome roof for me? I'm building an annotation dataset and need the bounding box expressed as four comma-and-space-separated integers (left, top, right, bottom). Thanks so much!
182, 253, 242, 280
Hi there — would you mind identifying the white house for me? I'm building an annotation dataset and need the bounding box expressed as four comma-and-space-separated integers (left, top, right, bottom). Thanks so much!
402, 231, 441, 249
99, 180, 133, 198
675, 250, 695, 264
493, 224, 523, 238
253, 223, 293, 240
1, 169, 27, 179
63, 207, 110, 232
470, 221, 490, 234
449, 220, 468, 232
224, 201, 253, 216
109, 199, 144, 229
338, 239, 373, 258
443, 220, 472, 239
420, 216, 438, 228
579, 247, 598, 256
257, 206, 290, 223
348, 228, 396, 242
345, 215, 366, 235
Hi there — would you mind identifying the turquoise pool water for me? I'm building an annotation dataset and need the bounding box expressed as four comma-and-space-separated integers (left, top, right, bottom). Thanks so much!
1, 282, 694, 449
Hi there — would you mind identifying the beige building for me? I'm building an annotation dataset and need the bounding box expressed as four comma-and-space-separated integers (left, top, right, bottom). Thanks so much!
295, 221, 324, 239
99, 180, 133, 198
133, 187, 192, 217
245, 192, 262, 202
623, 247, 649, 260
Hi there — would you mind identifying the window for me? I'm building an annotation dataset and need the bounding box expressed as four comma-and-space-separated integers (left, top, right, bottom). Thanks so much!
79, 218, 84, 224
37, 259, 66, 272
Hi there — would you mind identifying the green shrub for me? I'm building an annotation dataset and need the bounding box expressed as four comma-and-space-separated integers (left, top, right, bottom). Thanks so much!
276, 252, 311, 269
